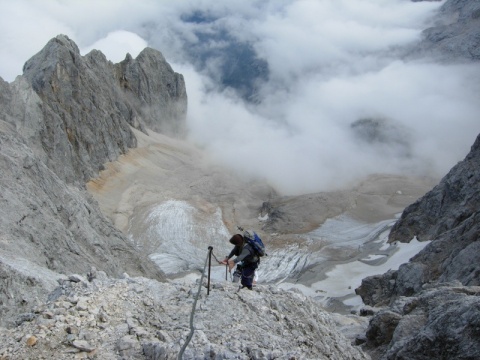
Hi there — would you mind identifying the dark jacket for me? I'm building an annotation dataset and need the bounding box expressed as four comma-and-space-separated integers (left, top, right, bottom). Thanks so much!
227, 243, 259, 265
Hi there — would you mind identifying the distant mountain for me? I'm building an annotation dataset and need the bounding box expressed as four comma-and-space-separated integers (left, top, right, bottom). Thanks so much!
412, 0, 480, 61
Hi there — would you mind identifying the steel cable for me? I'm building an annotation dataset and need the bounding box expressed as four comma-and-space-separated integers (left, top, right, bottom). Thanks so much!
177, 247, 212, 359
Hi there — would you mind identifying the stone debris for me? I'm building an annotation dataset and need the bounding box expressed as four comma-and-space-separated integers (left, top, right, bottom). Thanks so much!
0, 274, 369, 360
26, 335, 37, 346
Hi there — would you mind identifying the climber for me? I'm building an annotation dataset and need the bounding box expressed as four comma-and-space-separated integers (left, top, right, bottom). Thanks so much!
221, 233, 260, 290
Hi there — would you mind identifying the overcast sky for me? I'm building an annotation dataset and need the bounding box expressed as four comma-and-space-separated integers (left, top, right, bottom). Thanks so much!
1, 0, 479, 195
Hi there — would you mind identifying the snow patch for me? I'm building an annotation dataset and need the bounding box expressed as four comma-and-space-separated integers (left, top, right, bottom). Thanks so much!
139, 200, 232, 274
280, 233, 430, 311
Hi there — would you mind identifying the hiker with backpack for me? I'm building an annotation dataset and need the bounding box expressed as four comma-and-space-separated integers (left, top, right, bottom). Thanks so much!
221, 230, 265, 290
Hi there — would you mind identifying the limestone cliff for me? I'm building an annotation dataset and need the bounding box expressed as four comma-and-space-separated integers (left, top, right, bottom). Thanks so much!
0, 34, 190, 326
20, 34, 187, 185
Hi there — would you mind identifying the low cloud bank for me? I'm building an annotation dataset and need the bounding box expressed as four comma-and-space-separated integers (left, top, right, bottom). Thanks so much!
1, 0, 479, 194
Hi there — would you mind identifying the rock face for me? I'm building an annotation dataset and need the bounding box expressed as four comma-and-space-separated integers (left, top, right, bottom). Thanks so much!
389, 132, 480, 245
0, 34, 190, 327
355, 133, 480, 359
0, 121, 164, 323
20, 34, 187, 185
357, 133, 480, 304
362, 284, 480, 360
115, 49, 187, 136
411, 0, 480, 61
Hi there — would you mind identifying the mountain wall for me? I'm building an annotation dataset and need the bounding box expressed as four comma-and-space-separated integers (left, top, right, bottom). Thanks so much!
19, 34, 187, 186
355, 135, 480, 359
0, 34, 189, 326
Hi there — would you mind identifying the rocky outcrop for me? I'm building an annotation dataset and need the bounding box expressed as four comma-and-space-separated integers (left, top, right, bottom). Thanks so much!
0, 273, 369, 359
0, 34, 189, 326
115, 49, 187, 136
361, 283, 480, 360
19, 34, 186, 185
389, 132, 480, 244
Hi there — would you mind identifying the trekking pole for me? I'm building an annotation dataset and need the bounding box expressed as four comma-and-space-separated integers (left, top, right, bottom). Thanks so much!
225, 263, 228, 281
207, 246, 213, 296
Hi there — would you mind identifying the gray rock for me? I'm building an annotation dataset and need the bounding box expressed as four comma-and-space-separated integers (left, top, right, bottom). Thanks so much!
72, 339, 95, 352
19, 35, 186, 186
394, 262, 427, 297
115, 49, 187, 137
22, 35, 137, 185
365, 310, 402, 347
68, 274, 86, 283
407, 0, 480, 62
116, 335, 138, 351
380, 286, 480, 360
143, 342, 168, 360
355, 270, 397, 307
356, 130, 480, 359
389, 131, 480, 244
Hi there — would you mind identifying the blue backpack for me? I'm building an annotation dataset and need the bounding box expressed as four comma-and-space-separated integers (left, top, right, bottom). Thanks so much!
244, 230, 266, 257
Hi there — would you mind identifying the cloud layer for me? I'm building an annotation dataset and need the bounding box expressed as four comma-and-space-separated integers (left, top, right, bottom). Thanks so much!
1, 0, 479, 194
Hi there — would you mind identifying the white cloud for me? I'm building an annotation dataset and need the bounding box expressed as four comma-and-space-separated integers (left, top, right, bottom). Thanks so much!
1, 0, 479, 195
80, 31, 148, 62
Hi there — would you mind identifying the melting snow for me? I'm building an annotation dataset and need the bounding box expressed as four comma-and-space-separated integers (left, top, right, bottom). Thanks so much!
141, 200, 231, 274
279, 212, 430, 311
131, 201, 430, 313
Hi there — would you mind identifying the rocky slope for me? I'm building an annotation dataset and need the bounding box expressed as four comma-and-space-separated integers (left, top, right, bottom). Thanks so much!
0, 34, 188, 328
0, 272, 369, 360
